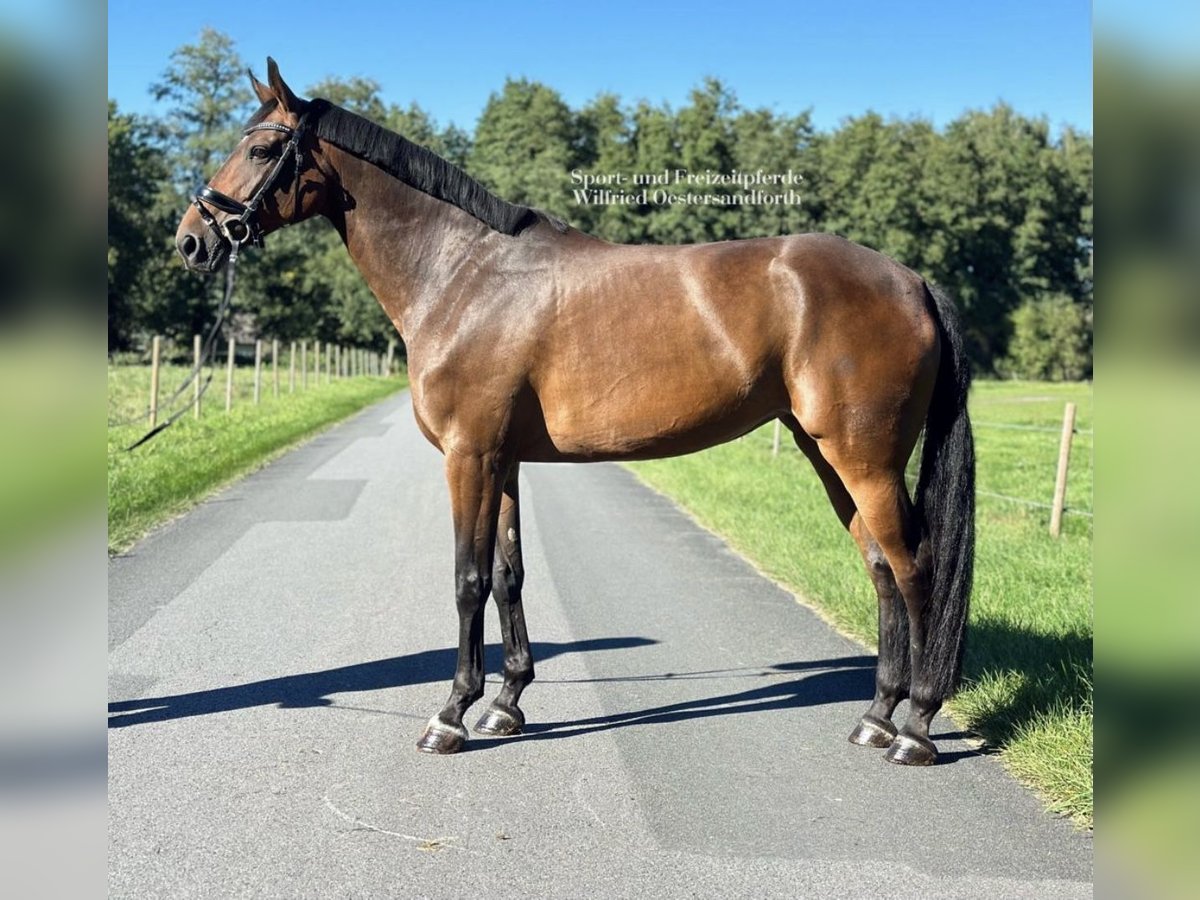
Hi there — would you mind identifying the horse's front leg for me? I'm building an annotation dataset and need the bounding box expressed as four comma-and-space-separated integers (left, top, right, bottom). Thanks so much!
475, 463, 533, 736
416, 449, 504, 754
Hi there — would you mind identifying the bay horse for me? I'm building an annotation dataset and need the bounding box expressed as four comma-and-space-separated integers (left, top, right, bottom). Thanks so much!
175, 60, 974, 766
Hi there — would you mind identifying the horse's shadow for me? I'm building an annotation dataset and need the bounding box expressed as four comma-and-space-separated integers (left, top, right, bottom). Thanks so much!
108, 638, 654, 728
108, 640, 876, 736
475, 655, 879, 750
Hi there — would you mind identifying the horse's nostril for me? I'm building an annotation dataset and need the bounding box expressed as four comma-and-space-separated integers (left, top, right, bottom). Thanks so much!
180, 234, 199, 258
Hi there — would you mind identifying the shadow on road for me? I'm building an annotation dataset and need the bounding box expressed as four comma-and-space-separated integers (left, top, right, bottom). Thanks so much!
473, 654, 879, 750
108, 637, 657, 728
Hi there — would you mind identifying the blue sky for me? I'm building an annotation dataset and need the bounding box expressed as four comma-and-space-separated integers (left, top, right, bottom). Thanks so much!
107, 1, 1092, 134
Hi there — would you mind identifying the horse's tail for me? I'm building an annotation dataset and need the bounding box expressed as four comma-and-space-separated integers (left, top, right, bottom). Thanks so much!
914, 283, 975, 699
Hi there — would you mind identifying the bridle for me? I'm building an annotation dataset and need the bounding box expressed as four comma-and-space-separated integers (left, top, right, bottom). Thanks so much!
121, 111, 313, 450
191, 112, 311, 261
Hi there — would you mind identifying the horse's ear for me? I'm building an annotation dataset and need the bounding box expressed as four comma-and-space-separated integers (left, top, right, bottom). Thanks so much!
248, 68, 273, 106
266, 57, 302, 114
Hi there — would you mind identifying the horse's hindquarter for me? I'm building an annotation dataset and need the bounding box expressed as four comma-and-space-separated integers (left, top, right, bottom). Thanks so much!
525, 238, 798, 461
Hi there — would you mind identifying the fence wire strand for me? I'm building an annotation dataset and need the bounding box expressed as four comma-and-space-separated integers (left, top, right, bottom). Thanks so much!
761, 421, 1094, 521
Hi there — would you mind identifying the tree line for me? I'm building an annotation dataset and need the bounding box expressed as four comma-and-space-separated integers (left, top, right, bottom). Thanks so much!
109, 28, 1092, 377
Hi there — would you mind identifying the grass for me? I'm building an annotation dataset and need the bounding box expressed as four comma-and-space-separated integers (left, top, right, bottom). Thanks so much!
108, 363, 407, 554
627, 380, 1093, 826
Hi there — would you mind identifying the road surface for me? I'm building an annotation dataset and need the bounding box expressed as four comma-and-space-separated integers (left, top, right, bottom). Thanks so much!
109, 392, 1092, 898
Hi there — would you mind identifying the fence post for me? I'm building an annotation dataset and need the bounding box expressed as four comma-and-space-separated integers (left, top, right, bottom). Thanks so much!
772, 419, 781, 457
301, 341, 308, 389
148, 335, 161, 427
225, 338, 235, 412
386, 340, 395, 376
193, 334, 202, 419
325, 342, 332, 383
313, 340, 321, 387
272, 339, 279, 398
254, 339, 263, 405
1049, 402, 1077, 538
289, 341, 296, 393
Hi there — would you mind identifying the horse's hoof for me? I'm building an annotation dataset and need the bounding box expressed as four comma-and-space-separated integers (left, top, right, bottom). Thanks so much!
848, 714, 897, 748
884, 733, 938, 766
474, 705, 524, 736
416, 719, 467, 754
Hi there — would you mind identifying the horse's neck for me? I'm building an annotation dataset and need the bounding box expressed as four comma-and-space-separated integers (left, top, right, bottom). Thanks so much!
326, 151, 504, 341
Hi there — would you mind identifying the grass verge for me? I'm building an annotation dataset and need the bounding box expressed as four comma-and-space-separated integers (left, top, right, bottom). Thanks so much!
108, 364, 406, 554
627, 380, 1093, 826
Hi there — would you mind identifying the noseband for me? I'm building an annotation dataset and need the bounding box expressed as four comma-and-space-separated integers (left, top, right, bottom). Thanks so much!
192, 114, 310, 260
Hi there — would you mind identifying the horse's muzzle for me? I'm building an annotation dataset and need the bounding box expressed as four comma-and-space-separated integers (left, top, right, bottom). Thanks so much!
176, 228, 229, 274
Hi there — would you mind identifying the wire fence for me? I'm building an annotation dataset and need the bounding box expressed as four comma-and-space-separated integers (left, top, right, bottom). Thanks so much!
766, 399, 1093, 533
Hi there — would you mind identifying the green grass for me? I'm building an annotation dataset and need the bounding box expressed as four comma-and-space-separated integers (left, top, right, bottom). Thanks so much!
628, 380, 1093, 826
108, 363, 407, 554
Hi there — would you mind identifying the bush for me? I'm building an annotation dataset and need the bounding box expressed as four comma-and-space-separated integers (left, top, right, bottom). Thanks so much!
1001, 295, 1092, 381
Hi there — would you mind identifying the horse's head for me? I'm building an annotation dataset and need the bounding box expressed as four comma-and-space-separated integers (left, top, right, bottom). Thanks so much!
175, 58, 328, 272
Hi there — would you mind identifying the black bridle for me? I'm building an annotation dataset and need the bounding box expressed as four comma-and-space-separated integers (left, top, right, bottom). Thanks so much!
191, 114, 311, 260
120, 114, 312, 450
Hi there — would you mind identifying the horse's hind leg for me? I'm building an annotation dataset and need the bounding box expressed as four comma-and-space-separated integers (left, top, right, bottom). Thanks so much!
833, 468, 939, 765
846, 517, 911, 748
416, 450, 504, 754
787, 421, 910, 748
475, 464, 534, 736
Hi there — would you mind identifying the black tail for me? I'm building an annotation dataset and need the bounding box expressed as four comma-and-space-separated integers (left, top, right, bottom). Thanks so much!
914, 284, 976, 700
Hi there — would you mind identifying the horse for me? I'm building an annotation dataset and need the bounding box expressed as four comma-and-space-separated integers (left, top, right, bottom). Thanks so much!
175, 59, 974, 766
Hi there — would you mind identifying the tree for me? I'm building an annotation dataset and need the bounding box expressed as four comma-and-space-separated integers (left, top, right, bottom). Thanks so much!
921, 104, 1091, 369
1000, 294, 1091, 381
655, 78, 740, 244
810, 112, 937, 270
108, 101, 168, 350
629, 100, 677, 244
468, 79, 578, 218
151, 28, 253, 190
574, 93, 638, 241
731, 107, 816, 238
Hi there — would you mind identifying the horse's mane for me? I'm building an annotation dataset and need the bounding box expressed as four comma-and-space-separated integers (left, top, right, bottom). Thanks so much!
247, 99, 565, 237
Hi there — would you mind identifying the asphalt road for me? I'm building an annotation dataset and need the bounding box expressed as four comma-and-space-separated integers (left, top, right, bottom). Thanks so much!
109, 392, 1092, 899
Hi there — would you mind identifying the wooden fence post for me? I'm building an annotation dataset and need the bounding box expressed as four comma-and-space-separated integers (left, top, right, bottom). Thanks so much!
289, 341, 296, 393
225, 338, 235, 412
386, 340, 395, 376
301, 340, 308, 389
254, 339, 263, 405
193, 334, 202, 419
313, 340, 321, 387
272, 339, 279, 398
325, 342, 332, 384
772, 419, 781, 457
148, 335, 161, 428
1049, 402, 1077, 538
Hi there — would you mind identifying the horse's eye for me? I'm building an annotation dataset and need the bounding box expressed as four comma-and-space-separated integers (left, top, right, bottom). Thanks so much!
249, 145, 271, 160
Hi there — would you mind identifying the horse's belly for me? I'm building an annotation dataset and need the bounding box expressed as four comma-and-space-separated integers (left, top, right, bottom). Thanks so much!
527, 368, 784, 461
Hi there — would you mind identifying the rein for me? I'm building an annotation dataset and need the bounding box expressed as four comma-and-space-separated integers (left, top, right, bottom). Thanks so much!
122, 113, 312, 450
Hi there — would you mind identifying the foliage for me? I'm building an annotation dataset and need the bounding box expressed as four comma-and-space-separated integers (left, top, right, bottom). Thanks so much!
1000, 294, 1092, 381
108, 101, 169, 349
468, 78, 578, 217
